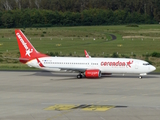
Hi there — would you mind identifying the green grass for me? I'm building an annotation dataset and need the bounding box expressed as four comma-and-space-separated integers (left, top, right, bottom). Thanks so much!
0, 25, 160, 72
1, 37, 160, 56
0, 63, 38, 70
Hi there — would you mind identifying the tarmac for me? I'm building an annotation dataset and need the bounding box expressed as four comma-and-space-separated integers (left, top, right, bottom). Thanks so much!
0, 71, 160, 120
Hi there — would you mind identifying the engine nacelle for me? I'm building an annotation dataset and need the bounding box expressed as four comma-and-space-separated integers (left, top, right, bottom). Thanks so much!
85, 69, 101, 78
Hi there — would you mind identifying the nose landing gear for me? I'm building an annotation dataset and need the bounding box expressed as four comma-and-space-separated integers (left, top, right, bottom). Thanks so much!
139, 73, 147, 79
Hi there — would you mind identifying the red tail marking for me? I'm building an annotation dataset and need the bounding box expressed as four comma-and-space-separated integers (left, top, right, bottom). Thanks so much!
84, 50, 90, 58
15, 29, 48, 63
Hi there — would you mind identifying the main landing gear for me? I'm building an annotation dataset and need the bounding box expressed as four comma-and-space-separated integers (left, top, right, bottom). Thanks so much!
77, 73, 84, 79
139, 76, 143, 79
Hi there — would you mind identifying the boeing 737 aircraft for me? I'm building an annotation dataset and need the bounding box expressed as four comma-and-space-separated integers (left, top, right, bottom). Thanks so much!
15, 29, 156, 79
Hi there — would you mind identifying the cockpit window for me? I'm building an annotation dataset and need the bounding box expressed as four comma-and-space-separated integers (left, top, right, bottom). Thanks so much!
143, 63, 150, 65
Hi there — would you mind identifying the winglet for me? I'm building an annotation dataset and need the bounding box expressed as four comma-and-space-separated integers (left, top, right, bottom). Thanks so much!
84, 50, 91, 58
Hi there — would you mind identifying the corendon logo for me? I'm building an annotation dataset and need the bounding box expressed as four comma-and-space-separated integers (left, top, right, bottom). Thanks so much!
16, 33, 33, 57
127, 61, 133, 68
101, 60, 133, 68
88, 71, 98, 75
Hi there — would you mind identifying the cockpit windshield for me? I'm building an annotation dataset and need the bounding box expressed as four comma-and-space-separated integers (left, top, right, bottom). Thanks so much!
143, 63, 150, 65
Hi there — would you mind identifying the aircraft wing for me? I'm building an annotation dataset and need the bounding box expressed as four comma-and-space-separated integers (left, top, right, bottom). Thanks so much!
46, 67, 86, 72
60, 67, 87, 72
36, 58, 87, 72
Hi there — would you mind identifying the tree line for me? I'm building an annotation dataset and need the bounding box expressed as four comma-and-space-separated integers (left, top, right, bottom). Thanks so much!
0, 0, 160, 28
0, 9, 156, 28
1, 0, 160, 20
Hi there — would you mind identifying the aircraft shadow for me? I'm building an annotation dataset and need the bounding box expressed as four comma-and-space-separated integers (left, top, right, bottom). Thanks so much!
27, 71, 159, 79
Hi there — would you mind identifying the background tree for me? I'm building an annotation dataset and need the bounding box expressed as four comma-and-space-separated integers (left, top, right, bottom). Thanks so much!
0, 0, 159, 28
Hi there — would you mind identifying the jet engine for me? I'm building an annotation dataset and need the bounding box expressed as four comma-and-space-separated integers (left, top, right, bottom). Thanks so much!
85, 69, 101, 78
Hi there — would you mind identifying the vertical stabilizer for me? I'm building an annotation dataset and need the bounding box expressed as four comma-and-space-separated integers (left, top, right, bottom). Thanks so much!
15, 29, 47, 63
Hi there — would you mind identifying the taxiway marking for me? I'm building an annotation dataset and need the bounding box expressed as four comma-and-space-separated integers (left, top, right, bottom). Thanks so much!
44, 104, 115, 112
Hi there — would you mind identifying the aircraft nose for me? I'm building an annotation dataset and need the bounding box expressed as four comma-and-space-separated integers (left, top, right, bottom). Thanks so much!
151, 65, 156, 71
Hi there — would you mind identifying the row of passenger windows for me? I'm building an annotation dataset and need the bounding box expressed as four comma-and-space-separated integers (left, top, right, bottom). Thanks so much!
91, 63, 98, 65
44, 62, 98, 65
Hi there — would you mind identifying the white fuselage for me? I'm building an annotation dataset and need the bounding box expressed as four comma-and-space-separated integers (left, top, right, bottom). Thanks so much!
27, 57, 156, 75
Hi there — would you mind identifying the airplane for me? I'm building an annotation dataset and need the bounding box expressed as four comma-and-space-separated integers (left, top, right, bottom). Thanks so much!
15, 29, 156, 79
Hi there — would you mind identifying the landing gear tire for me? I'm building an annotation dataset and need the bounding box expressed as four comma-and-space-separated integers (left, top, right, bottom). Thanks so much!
77, 74, 82, 79
139, 76, 142, 79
